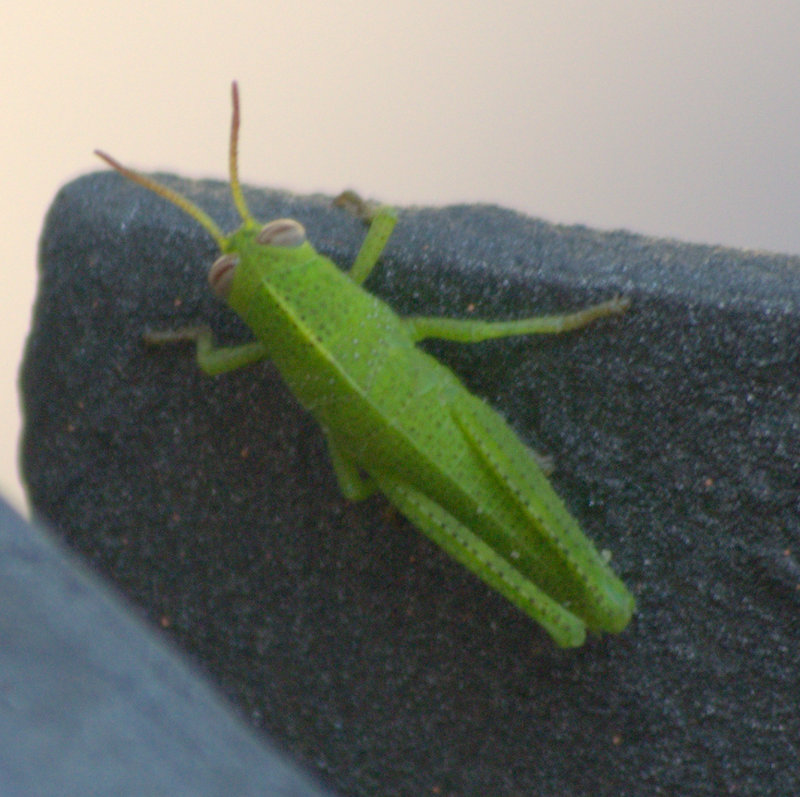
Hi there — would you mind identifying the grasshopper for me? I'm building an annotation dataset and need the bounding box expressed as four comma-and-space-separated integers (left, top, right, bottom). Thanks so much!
96, 82, 635, 647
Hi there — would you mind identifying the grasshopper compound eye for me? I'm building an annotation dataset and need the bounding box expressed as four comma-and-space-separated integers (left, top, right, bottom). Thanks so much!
256, 219, 306, 247
209, 253, 239, 298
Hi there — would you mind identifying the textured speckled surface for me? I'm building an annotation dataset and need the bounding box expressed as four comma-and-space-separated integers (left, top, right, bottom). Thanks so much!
21, 171, 800, 796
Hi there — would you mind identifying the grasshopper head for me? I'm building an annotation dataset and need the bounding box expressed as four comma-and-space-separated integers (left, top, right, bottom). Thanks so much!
95, 82, 307, 300
207, 218, 307, 298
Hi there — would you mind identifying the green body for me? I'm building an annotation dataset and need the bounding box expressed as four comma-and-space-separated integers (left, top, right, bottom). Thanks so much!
96, 83, 635, 647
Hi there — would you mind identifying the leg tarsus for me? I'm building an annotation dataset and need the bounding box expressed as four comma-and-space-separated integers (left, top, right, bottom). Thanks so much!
333, 190, 382, 224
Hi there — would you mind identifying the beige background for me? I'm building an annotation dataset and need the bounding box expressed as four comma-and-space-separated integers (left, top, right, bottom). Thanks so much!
4, 2, 800, 515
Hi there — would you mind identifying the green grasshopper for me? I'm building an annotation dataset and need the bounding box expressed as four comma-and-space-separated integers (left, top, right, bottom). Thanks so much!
96, 82, 635, 647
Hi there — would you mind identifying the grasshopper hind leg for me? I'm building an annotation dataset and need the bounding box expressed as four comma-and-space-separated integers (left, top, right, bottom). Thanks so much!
375, 475, 588, 647
451, 397, 636, 635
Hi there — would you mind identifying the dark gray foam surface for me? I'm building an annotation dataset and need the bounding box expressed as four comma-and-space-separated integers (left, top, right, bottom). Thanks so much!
20, 171, 800, 795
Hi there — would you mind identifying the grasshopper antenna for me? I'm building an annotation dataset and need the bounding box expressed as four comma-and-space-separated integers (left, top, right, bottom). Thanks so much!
228, 81, 256, 227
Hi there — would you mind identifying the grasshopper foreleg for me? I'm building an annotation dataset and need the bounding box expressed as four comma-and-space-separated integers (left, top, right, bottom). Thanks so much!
144, 326, 268, 376
333, 191, 398, 286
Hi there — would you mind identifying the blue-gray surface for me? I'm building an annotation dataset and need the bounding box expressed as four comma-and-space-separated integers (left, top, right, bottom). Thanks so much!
20, 171, 800, 795
0, 497, 333, 797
